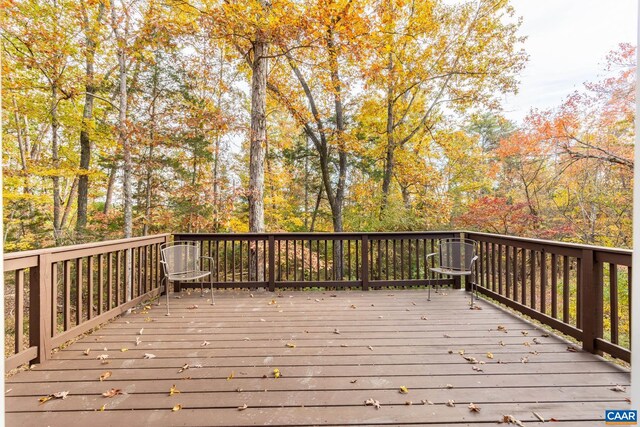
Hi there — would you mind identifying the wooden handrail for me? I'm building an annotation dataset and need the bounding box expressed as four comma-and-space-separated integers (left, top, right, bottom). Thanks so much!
3, 234, 170, 371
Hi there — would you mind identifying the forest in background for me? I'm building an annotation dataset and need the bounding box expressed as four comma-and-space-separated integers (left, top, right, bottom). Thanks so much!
2, 0, 635, 252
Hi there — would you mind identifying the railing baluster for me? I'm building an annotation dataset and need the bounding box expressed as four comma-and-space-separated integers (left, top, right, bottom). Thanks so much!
610, 263, 619, 344
88, 256, 94, 320
64, 260, 71, 331
551, 253, 557, 318
98, 254, 104, 315
530, 251, 537, 310
563, 255, 570, 323
505, 246, 511, 299
15, 270, 24, 354
520, 249, 527, 305
540, 252, 547, 315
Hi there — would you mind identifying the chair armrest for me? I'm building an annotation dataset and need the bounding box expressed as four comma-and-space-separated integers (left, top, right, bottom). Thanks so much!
471, 255, 479, 263
200, 256, 215, 261
426, 253, 437, 260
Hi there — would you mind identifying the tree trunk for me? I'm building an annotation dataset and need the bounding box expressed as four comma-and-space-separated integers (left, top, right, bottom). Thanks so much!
248, 34, 267, 234
77, 1, 103, 234
143, 61, 159, 236
111, 1, 132, 238
104, 165, 117, 214
381, 52, 395, 215
61, 177, 79, 231
51, 84, 62, 242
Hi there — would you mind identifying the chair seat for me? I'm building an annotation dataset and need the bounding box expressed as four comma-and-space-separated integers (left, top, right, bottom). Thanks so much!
167, 271, 211, 281
429, 267, 472, 276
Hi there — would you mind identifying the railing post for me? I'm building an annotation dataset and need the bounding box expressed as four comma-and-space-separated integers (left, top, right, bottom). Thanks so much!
581, 249, 603, 354
268, 236, 275, 292
361, 235, 369, 291
30, 252, 52, 364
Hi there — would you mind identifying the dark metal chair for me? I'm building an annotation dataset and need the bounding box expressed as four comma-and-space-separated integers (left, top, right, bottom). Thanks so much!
427, 238, 479, 307
159, 241, 214, 315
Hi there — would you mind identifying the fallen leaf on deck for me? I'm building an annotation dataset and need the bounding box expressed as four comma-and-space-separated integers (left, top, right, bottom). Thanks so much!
368, 346, 373, 351
566, 346, 578, 352
472, 366, 483, 372
446, 400, 455, 407
143, 353, 156, 359
172, 404, 182, 412
443, 334, 451, 338
98, 404, 106, 411
420, 316, 428, 320
399, 386, 409, 394
243, 337, 251, 340
500, 414, 524, 426
259, 319, 266, 322
250, 294, 254, 298
99, 371, 112, 381
447, 350, 453, 354
611, 385, 627, 392
315, 299, 320, 302
533, 411, 545, 422
520, 356, 529, 363
178, 364, 190, 373
364, 398, 381, 409
340, 344, 349, 347
238, 404, 248, 411
498, 340, 505, 346
412, 302, 416, 306
227, 371, 235, 381
286, 343, 296, 348
471, 305, 483, 310
458, 350, 465, 355
405, 400, 412, 405
268, 299, 276, 305
273, 368, 281, 378
138, 328, 144, 335
468, 402, 481, 412
486, 352, 494, 359
102, 389, 123, 398
188, 305, 198, 309
445, 384, 454, 389
135, 337, 141, 346
497, 325, 507, 332
83, 349, 91, 356
463, 356, 478, 364
421, 399, 434, 405
523, 342, 531, 347
350, 304, 357, 309
334, 329, 341, 334
378, 315, 384, 319
541, 333, 550, 337
350, 379, 357, 384
521, 331, 528, 336
532, 337, 541, 344
169, 385, 180, 396
201, 341, 210, 347
120, 348, 128, 352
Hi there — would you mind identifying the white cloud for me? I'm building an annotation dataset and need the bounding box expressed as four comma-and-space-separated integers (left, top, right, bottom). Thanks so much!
503, 0, 637, 122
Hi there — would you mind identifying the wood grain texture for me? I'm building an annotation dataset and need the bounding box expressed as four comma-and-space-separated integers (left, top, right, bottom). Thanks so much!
6, 289, 630, 426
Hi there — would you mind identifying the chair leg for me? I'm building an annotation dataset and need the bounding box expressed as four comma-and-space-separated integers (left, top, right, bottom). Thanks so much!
201, 282, 204, 298
165, 280, 171, 316
428, 285, 431, 301
210, 282, 214, 305
158, 277, 165, 306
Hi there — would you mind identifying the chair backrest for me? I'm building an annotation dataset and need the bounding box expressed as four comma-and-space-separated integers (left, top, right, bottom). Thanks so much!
438, 238, 477, 272
161, 241, 200, 275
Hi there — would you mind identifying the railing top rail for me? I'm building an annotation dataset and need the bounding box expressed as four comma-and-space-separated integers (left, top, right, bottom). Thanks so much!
464, 231, 632, 256
174, 231, 463, 238
3, 233, 171, 261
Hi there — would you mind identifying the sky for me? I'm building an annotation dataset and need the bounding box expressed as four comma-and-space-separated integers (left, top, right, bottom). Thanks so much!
502, 0, 637, 122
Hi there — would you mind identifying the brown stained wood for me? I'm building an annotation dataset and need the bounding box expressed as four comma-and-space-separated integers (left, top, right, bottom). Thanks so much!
563, 255, 570, 323
98, 254, 104, 315
15, 269, 24, 354
551, 253, 557, 319
64, 260, 71, 331
530, 250, 537, 310
76, 258, 83, 326
88, 256, 94, 320
107, 253, 113, 311
6, 290, 628, 426
610, 263, 619, 344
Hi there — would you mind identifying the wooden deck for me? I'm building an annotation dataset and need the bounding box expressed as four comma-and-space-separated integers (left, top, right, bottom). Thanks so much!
6, 289, 630, 426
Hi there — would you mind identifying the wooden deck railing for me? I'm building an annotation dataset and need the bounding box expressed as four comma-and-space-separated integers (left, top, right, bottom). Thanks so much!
467, 232, 631, 362
3, 234, 169, 371
173, 232, 458, 291
3, 230, 632, 370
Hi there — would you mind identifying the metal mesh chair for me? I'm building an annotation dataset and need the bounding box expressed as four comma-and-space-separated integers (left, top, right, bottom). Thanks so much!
427, 238, 479, 307
160, 241, 214, 315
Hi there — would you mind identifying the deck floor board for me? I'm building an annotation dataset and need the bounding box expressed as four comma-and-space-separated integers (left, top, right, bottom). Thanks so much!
6, 289, 630, 426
